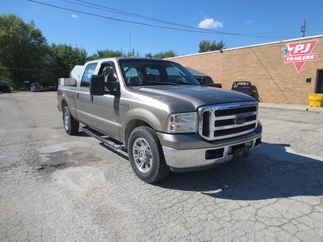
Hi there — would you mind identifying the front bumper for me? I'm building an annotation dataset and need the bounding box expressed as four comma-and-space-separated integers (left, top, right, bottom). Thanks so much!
158, 127, 262, 170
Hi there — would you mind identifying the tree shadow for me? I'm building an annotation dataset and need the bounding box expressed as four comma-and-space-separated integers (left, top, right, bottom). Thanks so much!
160, 143, 323, 200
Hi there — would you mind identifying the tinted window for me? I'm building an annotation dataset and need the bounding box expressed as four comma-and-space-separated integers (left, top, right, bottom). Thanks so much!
81, 63, 97, 87
119, 59, 199, 86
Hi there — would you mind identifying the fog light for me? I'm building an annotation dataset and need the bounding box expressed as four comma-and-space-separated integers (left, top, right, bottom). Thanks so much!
205, 148, 224, 160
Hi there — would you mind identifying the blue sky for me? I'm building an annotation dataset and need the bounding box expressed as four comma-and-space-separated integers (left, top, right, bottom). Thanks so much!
1, 0, 323, 56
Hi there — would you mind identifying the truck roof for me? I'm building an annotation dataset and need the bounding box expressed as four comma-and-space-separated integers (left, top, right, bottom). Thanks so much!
85, 57, 169, 65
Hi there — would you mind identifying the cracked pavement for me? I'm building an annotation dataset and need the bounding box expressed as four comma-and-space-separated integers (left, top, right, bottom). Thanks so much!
1, 92, 323, 242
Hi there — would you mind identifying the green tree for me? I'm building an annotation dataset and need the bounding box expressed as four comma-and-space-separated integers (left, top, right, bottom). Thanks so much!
152, 50, 176, 59
0, 15, 47, 87
198, 40, 224, 53
0, 64, 10, 84
87, 49, 123, 61
44, 44, 87, 84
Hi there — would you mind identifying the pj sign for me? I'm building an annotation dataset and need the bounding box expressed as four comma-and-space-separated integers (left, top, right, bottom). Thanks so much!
283, 40, 319, 72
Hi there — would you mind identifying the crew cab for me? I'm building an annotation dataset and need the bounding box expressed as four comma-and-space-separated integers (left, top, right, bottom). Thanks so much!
57, 57, 262, 183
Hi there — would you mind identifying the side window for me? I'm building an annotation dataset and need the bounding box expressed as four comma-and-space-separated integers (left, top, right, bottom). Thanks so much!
99, 62, 118, 92
99, 62, 117, 82
81, 63, 97, 88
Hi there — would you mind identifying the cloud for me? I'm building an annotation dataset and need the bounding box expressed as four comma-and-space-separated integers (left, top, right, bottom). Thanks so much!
71, 14, 79, 19
198, 18, 223, 29
244, 19, 254, 25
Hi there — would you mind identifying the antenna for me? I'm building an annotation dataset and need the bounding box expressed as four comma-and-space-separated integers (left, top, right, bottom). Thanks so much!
300, 19, 306, 37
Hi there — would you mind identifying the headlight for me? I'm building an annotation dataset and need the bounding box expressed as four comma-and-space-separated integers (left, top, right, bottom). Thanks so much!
167, 112, 197, 133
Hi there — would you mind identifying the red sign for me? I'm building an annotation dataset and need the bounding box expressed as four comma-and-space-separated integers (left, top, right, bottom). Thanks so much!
283, 40, 319, 72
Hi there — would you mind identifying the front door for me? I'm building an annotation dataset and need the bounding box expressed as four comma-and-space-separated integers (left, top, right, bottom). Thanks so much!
91, 62, 121, 139
316, 69, 323, 93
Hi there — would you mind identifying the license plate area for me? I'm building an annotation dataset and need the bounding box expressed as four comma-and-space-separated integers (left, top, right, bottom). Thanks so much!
229, 141, 253, 158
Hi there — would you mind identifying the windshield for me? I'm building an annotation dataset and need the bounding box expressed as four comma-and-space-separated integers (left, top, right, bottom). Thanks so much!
119, 59, 200, 86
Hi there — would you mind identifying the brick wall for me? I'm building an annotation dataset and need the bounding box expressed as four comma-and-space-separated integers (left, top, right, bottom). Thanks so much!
170, 36, 323, 104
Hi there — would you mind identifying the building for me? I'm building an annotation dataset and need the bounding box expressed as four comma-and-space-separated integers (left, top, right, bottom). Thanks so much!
169, 35, 323, 104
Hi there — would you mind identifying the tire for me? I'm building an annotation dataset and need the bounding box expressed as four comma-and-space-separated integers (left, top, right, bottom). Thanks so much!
62, 104, 79, 135
128, 126, 169, 184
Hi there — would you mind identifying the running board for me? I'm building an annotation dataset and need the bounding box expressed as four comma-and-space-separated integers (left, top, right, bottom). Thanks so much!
80, 127, 128, 157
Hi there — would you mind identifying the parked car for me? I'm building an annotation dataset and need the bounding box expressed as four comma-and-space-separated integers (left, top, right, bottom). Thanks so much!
0, 82, 11, 93
58, 58, 262, 184
30, 82, 44, 92
232, 81, 259, 101
186, 67, 222, 88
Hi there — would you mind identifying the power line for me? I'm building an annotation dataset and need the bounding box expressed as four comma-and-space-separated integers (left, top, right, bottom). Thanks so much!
57, 0, 294, 38
64, 0, 226, 32
64, 0, 204, 31
62, 0, 292, 38
27, 0, 283, 38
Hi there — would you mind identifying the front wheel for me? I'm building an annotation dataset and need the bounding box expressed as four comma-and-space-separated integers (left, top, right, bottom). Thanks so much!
62, 104, 79, 135
128, 126, 169, 184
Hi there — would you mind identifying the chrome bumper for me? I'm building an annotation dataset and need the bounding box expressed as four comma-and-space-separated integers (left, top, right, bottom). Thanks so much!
162, 133, 261, 170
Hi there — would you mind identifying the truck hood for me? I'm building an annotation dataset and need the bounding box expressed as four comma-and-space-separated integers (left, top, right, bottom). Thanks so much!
130, 85, 255, 112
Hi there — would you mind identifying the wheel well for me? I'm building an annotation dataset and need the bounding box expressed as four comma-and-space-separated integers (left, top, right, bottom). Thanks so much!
125, 119, 152, 145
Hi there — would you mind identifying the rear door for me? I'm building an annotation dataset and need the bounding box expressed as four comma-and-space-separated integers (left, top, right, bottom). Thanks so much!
76, 62, 98, 126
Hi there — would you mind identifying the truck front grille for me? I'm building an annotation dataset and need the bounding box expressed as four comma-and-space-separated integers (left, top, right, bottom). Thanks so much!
198, 102, 258, 141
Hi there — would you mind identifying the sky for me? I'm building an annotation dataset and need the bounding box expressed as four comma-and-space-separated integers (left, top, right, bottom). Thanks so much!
1, 0, 323, 56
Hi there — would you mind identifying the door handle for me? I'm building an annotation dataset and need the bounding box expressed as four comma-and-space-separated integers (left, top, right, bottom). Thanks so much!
76, 92, 79, 99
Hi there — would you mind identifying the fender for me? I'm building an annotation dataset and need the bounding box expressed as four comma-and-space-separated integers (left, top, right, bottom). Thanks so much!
121, 107, 164, 143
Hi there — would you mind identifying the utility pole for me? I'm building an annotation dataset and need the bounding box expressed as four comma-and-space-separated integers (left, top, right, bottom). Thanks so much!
129, 32, 132, 56
300, 19, 306, 37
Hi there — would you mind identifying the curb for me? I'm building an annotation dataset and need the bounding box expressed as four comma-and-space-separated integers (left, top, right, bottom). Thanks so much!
259, 103, 323, 113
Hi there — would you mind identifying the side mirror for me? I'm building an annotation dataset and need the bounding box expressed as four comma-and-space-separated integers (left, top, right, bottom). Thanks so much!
90, 75, 105, 95
106, 80, 120, 95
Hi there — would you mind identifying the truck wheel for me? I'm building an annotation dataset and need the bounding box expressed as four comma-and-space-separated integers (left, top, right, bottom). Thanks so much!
128, 126, 169, 184
62, 104, 79, 135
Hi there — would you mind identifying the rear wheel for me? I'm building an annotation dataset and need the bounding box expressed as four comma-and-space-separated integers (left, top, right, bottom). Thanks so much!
62, 104, 79, 135
128, 126, 169, 184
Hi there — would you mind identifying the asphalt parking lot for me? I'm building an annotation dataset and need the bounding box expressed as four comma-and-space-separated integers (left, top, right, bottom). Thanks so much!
1, 91, 323, 242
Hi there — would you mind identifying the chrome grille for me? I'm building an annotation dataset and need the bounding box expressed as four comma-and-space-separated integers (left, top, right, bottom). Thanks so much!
198, 102, 258, 141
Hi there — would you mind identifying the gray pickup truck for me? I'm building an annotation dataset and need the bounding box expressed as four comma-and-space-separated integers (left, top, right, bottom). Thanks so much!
57, 57, 262, 183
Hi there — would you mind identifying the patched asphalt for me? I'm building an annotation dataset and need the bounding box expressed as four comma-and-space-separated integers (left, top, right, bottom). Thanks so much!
1, 91, 323, 242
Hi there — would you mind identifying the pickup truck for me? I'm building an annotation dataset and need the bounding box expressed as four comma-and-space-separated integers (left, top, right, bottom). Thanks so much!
57, 57, 262, 183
